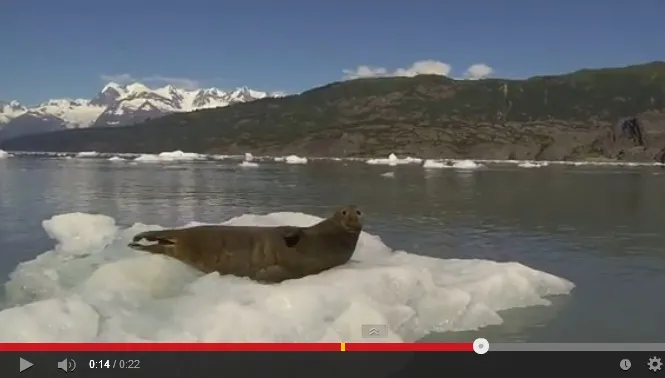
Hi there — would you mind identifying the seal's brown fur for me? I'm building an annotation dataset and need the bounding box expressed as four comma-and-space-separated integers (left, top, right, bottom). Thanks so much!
128, 205, 363, 283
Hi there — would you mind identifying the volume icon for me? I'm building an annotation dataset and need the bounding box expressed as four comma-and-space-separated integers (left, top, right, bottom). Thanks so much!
57, 358, 77, 373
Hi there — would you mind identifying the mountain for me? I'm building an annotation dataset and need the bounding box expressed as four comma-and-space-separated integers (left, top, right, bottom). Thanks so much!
3, 62, 665, 162
0, 82, 275, 141
0, 101, 28, 123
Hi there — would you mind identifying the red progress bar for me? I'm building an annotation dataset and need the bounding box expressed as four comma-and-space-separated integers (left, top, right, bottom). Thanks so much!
344, 343, 473, 352
0, 342, 473, 352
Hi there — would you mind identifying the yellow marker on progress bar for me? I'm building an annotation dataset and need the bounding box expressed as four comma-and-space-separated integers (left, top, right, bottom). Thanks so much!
340, 342, 346, 351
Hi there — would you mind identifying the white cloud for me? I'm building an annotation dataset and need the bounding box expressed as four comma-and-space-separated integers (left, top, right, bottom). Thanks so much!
342, 65, 389, 80
99, 73, 201, 90
342, 60, 493, 80
394, 60, 452, 77
100, 73, 135, 83
464, 63, 494, 80
142, 75, 200, 90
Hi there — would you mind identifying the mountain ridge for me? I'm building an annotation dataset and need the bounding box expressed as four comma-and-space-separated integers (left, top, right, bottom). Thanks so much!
2, 61, 665, 162
0, 82, 278, 141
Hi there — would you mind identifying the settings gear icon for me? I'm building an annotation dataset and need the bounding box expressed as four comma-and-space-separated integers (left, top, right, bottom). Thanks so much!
648, 356, 662, 372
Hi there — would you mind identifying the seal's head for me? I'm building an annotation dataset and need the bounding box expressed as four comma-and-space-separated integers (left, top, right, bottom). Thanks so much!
333, 205, 364, 233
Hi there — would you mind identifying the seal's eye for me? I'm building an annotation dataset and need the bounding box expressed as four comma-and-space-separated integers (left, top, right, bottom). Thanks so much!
341, 210, 347, 216
356, 210, 362, 216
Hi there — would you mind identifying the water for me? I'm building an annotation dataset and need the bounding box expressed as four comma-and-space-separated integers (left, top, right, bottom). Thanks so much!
1, 156, 664, 342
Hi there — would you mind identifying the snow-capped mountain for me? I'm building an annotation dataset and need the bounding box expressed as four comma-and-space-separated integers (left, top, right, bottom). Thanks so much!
0, 101, 28, 123
0, 82, 277, 140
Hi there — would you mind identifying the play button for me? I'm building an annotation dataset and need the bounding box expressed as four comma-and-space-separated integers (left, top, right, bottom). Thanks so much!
19, 357, 34, 373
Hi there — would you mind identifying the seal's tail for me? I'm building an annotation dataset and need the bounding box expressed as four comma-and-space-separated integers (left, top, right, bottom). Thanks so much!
128, 230, 177, 255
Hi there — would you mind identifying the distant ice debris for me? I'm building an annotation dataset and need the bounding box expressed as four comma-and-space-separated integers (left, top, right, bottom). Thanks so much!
422, 160, 448, 169
453, 160, 483, 169
0, 211, 574, 342
238, 161, 259, 168
423, 159, 483, 169
134, 150, 205, 163
367, 153, 422, 166
76, 151, 99, 158
0, 149, 9, 158
380, 172, 395, 178
244, 153, 254, 162
284, 155, 308, 164
517, 161, 549, 168
108, 156, 125, 162
211, 154, 231, 160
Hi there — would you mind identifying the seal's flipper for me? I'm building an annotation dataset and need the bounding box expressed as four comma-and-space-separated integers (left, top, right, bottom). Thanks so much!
280, 227, 304, 248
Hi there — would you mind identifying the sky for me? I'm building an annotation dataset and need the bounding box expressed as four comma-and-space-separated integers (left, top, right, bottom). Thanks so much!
2, 0, 664, 105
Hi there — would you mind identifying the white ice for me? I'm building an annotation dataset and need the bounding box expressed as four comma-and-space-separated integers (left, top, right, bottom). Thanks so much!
238, 161, 259, 168
380, 172, 395, 178
284, 155, 308, 164
422, 159, 483, 169
517, 161, 549, 168
0, 149, 9, 158
76, 151, 99, 158
108, 156, 125, 162
134, 150, 205, 163
244, 152, 254, 162
0, 211, 574, 342
422, 160, 448, 169
451, 159, 483, 169
366, 153, 423, 166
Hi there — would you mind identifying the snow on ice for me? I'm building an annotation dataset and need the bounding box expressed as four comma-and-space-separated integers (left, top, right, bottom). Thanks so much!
133, 150, 205, 163
517, 161, 549, 168
76, 151, 99, 158
0, 149, 10, 158
366, 153, 422, 166
108, 156, 125, 162
273, 155, 308, 164
0, 211, 574, 342
238, 161, 259, 168
422, 159, 484, 169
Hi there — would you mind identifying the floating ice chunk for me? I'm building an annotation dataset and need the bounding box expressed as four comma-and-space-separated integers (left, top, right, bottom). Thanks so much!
274, 156, 285, 162
0, 149, 9, 158
422, 159, 448, 168
284, 155, 308, 164
134, 150, 204, 162
238, 161, 259, 168
76, 151, 98, 158
0, 211, 575, 342
422, 159, 482, 169
244, 152, 254, 161
134, 154, 162, 162
517, 161, 549, 168
381, 172, 395, 178
367, 153, 422, 166
108, 156, 125, 162
451, 160, 483, 169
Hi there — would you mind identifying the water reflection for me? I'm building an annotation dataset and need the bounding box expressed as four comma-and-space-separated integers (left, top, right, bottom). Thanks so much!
1, 158, 664, 341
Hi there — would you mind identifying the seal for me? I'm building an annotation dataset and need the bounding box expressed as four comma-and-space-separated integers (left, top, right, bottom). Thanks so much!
128, 205, 363, 283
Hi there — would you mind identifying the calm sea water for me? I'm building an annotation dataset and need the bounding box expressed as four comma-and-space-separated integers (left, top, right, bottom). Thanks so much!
1, 156, 664, 343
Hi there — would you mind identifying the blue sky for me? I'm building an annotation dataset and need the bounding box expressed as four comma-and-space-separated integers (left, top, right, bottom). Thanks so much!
3, 0, 664, 105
